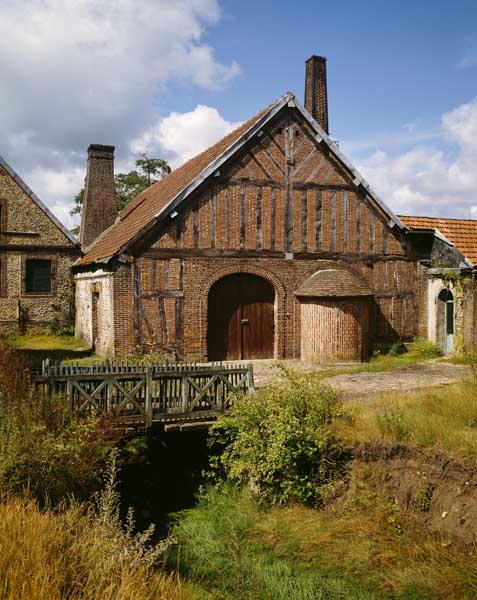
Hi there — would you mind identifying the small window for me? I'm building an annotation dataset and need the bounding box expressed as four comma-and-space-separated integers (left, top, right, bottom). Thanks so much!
25, 259, 52, 293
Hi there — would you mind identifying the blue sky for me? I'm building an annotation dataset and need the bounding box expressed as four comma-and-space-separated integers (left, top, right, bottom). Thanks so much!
0, 0, 476, 226
165, 0, 476, 139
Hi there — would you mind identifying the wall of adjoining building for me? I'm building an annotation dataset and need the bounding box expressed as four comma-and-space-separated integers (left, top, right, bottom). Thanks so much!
0, 165, 79, 334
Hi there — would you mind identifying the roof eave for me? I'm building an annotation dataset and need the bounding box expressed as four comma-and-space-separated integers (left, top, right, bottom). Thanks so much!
118, 92, 295, 257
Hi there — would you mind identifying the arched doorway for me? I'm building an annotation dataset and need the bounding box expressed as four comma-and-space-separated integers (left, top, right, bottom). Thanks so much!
437, 288, 454, 354
296, 268, 372, 363
207, 273, 274, 360
300, 299, 369, 362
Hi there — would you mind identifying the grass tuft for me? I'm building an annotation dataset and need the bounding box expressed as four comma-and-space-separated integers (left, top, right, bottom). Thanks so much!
7, 334, 89, 351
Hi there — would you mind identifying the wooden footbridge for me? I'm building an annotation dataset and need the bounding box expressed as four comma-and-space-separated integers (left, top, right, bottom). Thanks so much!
33, 360, 254, 432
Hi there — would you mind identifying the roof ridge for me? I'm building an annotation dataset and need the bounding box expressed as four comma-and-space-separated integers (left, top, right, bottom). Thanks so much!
399, 214, 477, 223
117, 96, 283, 223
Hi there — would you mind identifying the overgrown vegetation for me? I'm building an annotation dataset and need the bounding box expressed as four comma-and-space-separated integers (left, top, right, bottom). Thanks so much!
209, 368, 350, 506
171, 483, 477, 600
337, 379, 477, 456
169, 363, 477, 598
0, 454, 186, 600
0, 336, 476, 599
0, 343, 109, 504
171, 487, 371, 600
0, 342, 191, 598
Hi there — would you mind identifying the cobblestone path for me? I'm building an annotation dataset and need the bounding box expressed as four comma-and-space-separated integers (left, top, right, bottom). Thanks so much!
246, 359, 471, 401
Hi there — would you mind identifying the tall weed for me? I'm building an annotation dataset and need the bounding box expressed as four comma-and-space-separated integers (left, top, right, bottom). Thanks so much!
0, 342, 110, 503
0, 452, 185, 600
338, 379, 477, 455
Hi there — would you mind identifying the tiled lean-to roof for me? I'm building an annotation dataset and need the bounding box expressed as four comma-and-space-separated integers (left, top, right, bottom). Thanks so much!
295, 269, 373, 298
399, 215, 477, 266
78, 91, 405, 267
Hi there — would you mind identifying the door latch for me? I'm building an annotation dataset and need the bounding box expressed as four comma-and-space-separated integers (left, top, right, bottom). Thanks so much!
240, 319, 250, 324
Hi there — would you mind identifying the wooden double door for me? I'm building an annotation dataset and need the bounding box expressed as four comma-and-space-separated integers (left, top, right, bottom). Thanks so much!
207, 274, 274, 360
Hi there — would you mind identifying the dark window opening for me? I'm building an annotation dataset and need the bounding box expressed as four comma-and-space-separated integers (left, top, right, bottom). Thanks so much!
446, 299, 454, 334
25, 259, 52, 294
438, 288, 454, 336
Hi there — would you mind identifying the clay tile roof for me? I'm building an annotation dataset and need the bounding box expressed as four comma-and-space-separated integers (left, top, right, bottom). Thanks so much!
295, 269, 373, 298
77, 102, 276, 266
399, 215, 477, 266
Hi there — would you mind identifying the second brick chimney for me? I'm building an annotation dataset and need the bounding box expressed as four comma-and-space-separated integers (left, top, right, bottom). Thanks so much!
80, 144, 117, 248
304, 55, 329, 134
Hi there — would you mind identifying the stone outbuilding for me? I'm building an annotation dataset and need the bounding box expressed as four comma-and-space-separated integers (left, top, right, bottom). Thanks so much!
0, 155, 80, 334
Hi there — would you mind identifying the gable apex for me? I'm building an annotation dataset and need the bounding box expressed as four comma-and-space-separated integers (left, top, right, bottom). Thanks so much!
0, 154, 80, 247
78, 90, 404, 267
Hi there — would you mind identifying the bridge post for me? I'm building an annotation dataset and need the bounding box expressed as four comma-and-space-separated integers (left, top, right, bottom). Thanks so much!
106, 379, 113, 415
66, 379, 73, 412
246, 363, 255, 392
181, 375, 189, 412
145, 368, 153, 427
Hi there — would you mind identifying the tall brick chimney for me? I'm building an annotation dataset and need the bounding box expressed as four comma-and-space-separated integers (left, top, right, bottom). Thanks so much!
80, 144, 117, 248
304, 55, 329, 134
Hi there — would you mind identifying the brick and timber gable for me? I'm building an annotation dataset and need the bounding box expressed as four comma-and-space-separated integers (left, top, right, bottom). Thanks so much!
145, 108, 408, 260
77, 92, 406, 267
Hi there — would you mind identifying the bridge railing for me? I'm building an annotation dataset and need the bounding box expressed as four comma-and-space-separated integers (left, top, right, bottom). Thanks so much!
33, 360, 254, 427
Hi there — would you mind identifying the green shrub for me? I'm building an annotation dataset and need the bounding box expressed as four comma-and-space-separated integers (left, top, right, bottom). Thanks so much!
389, 339, 407, 356
209, 368, 351, 506
409, 337, 442, 358
47, 316, 74, 336
170, 486, 373, 600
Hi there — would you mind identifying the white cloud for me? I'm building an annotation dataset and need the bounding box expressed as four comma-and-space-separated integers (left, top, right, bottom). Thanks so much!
0, 0, 240, 224
352, 99, 477, 218
25, 166, 86, 230
131, 104, 242, 166
27, 167, 85, 203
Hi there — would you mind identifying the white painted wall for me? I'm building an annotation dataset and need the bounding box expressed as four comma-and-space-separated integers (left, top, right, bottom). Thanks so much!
427, 277, 455, 348
75, 269, 114, 356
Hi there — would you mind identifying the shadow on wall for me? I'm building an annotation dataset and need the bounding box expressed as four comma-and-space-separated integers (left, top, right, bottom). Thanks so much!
370, 299, 401, 350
